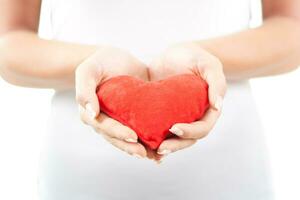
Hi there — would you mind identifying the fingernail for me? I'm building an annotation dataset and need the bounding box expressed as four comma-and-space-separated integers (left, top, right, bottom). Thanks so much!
85, 103, 96, 119
214, 96, 223, 111
169, 126, 184, 136
132, 153, 143, 159
125, 138, 137, 143
157, 149, 171, 155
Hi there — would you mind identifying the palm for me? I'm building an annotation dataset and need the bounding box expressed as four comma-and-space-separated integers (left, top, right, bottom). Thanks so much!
149, 44, 209, 81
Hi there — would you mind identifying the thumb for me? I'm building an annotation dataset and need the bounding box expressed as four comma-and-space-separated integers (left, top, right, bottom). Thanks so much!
209, 84, 224, 111
75, 65, 102, 119
198, 62, 226, 111
80, 94, 100, 120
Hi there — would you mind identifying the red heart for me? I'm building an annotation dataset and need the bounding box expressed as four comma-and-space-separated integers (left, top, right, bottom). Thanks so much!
97, 74, 209, 150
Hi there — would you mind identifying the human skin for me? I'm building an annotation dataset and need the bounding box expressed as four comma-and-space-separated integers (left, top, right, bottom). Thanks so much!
0, 0, 300, 160
149, 43, 226, 156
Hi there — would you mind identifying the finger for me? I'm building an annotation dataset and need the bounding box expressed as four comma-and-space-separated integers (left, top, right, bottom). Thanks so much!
93, 113, 138, 142
75, 77, 100, 119
79, 105, 138, 143
75, 59, 104, 119
197, 60, 227, 111
148, 56, 165, 81
207, 76, 226, 111
80, 108, 144, 157
145, 147, 164, 163
157, 138, 197, 155
78, 104, 89, 125
169, 107, 221, 139
101, 134, 147, 158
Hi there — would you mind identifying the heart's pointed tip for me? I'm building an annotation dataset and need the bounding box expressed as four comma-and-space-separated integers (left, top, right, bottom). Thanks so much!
141, 140, 161, 151
146, 144, 160, 151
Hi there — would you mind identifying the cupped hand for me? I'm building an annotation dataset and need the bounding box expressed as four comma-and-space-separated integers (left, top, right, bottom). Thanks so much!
76, 46, 150, 158
149, 42, 227, 156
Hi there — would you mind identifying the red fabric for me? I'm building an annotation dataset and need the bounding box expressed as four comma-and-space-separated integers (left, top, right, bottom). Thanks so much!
97, 74, 209, 150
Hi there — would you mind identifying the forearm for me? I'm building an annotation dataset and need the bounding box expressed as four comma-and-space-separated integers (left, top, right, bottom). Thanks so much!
0, 30, 97, 90
197, 17, 300, 80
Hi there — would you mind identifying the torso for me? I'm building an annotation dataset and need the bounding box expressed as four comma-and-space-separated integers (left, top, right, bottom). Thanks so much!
38, 1, 273, 199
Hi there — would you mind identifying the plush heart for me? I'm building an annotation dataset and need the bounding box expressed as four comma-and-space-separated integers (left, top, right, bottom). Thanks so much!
97, 74, 209, 150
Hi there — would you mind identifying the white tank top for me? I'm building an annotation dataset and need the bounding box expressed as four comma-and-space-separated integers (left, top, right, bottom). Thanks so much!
49, 0, 251, 61
38, 1, 273, 200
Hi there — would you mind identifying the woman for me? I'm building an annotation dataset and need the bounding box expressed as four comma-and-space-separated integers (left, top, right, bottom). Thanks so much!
0, 0, 299, 199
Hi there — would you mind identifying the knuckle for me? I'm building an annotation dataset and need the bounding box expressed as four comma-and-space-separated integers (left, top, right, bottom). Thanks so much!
194, 128, 209, 139
110, 125, 129, 140
193, 131, 204, 139
109, 140, 117, 148
80, 115, 88, 124
75, 93, 85, 104
93, 128, 102, 135
167, 143, 177, 151
195, 131, 208, 139
159, 141, 174, 151
101, 119, 117, 133
200, 68, 209, 80
82, 120, 89, 125
106, 128, 120, 139
94, 127, 104, 135
101, 133, 110, 141
191, 139, 197, 145
202, 126, 212, 137
183, 130, 193, 138
79, 112, 89, 125
184, 125, 199, 138
94, 121, 104, 130
199, 124, 211, 135
123, 146, 132, 154
202, 130, 210, 138
104, 136, 117, 147
181, 140, 197, 149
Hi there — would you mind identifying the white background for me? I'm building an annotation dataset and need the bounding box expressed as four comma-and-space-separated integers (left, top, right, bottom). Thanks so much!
0, 1, 299, 199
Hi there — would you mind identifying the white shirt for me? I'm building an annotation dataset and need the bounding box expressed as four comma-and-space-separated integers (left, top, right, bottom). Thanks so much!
38, 0, 273, 199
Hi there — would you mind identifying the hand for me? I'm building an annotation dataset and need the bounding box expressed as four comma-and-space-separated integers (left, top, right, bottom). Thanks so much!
76, 46, 149, 158
149, 42, 227, 156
